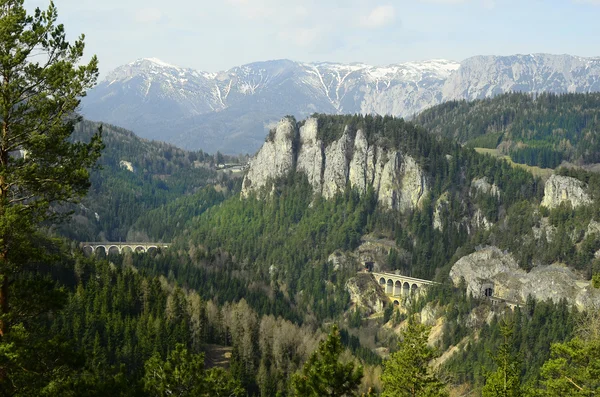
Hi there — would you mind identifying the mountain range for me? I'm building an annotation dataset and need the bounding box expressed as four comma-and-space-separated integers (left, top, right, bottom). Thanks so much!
81, 54, 600, 154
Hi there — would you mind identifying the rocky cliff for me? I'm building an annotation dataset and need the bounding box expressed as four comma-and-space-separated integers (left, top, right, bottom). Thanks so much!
241, 120, 295, 197
346, 273, 388, 315
541, 174, 592, 209
450, 246, 600, 310
242, 117, 429, 212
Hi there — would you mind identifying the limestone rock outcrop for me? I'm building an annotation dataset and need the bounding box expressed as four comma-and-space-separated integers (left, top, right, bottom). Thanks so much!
377, 154, 428, 212
296, 118, 324, 191
348, 130, 369, 194
471, 177, 500, 198
450, 246, 600, 310
241, 119, 295, 196
585, 220, 600, 239
322, 131, 352, 199
433, 193, 449, 231
242, 117, 429, 212
541, 174, 592, 209
326, 235, 402, 273
119, 160, 135, 172
450, 246, 520, 299
471, 209, 493, 231
346, 273, 388, 315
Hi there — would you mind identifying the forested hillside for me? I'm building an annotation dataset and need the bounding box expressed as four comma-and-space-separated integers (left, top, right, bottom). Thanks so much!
415, 92, 600, 168
7, 1, 600, 395
58, 120, 242, 242
13, 112, 600, 396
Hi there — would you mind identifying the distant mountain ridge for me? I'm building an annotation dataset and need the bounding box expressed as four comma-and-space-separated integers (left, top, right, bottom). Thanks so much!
81, 54, 600, 154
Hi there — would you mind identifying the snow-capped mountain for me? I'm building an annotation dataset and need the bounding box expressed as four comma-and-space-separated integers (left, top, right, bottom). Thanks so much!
81, 54, 600, 154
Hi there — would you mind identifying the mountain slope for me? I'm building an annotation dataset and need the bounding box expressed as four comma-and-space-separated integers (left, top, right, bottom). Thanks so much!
61, 120, 233, 242
82, 54, 600, 154
415, 92, 600, 167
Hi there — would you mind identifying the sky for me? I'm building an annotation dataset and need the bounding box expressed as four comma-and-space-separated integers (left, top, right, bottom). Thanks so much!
29, 0, 600, 78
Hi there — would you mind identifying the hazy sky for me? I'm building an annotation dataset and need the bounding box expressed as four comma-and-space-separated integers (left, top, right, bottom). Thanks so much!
31, 0, 600, 77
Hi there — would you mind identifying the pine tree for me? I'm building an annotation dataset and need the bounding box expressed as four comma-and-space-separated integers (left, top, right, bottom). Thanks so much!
482, 321, 523, 397
143, 343, 244, 397
539, 309, 600, 396
291, 325, 363, 397
381, 320, 448, 397
0, 0, 102, 335
0, 0, 102, 393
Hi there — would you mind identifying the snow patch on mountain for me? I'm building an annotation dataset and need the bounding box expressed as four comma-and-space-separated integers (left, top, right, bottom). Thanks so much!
83, 54, 600, 154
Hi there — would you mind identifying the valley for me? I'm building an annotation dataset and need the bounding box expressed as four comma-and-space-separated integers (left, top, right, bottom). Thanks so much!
51, 105, 600, 395
2, 2, 600, 394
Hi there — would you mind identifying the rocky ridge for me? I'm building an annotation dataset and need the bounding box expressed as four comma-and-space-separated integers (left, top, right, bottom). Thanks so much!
541, 174, 592, 209
345, 273, 388, 316
242, 117, 429, 212
82, 54, 600, 153
450, 246, 600, 310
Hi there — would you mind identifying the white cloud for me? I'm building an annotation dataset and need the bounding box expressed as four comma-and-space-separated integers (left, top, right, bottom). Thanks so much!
278, 27, 322, 47
134, 8, 163, 23
226, 0, 279, 20
293, 5, 309, 18
293, 27, 321, 47
359, 5, 396, 29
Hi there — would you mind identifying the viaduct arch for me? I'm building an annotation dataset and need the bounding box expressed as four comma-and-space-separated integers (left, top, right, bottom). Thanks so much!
80, 242, 171, 255
371, 272, 439, 303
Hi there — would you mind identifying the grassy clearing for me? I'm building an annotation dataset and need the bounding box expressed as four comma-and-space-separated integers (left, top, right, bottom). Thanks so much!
474, 147, 554, 180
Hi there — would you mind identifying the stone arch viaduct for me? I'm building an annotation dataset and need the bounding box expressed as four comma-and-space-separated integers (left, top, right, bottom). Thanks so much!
372, 272, 439, 303
80, 242, 170, 255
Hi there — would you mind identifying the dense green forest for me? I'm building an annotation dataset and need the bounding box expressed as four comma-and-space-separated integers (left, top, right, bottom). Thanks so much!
3, 113, 597, 396
58, 120, 242, 242
415, 92, 600, 167
37, 114, 596, 397
4, 1, 600, 396
9, 243, 595, 395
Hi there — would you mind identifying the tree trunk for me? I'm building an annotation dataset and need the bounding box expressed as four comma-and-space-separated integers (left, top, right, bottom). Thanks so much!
0, 263, 6, 337
0, 116, 9, 337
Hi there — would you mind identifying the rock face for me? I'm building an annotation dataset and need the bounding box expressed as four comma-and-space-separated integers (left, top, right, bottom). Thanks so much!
119, 160, 134, 172
377, 154, 428, 212
586, 220, 600, 239
296, 118, 324, 191
327, 235, 402, 273
450, 246, 600, 310
541, 175, 592, 209
322, 131, 352, 199
450, 247, 520, 299
241, 119, 295, 197
348, 130, 369, 194
346, 273, 388, 315
433, 193, 449, 231
471, 177, 500, 198
471, 209, 493, 231
242, 117, 429, 212
442, 54, 600, 102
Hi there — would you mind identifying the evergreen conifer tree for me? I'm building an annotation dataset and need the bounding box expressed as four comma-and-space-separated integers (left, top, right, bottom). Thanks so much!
291, 325, 363, 397
0, 0, 101, 335
0, 0, 102, 392
482, 321, 523, 397
381, 320, 448, 397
